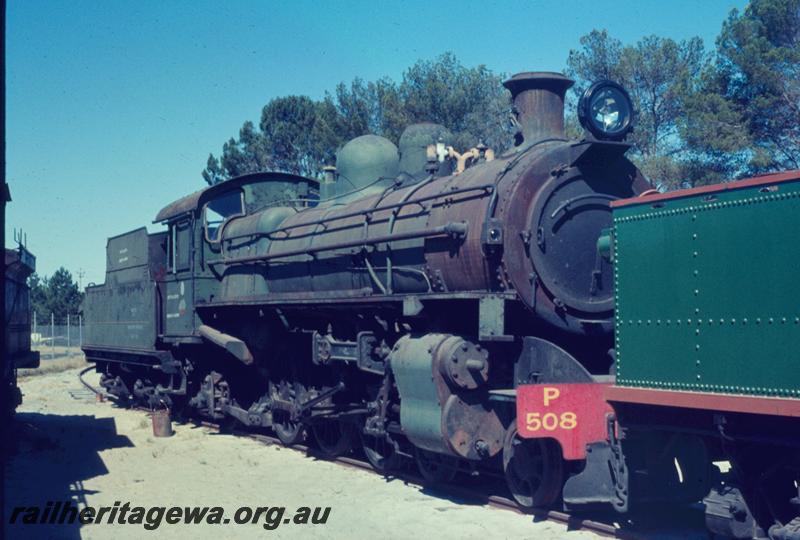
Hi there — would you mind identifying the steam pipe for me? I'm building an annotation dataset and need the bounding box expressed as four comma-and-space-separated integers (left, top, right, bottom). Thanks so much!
210, 221, 469, 266
222, 183, 493, 243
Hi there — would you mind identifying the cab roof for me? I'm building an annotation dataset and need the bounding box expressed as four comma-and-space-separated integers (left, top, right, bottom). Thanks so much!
154, 171, 318, 223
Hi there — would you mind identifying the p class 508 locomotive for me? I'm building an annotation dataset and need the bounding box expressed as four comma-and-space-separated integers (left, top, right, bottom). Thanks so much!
83, 71, 652, 508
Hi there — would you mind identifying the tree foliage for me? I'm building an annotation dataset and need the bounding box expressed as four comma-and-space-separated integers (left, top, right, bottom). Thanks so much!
29, 268, 83, 323
567, 0, 799, 189
567, 30, 705, 190
205, 2, 797, 190
203, 53, 512, 184
681, 0, 800, 177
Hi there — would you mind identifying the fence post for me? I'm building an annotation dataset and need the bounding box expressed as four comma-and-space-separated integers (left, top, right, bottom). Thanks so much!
79, 315, 83, 348
51, 313, 55, 360
67, 313, 71, 350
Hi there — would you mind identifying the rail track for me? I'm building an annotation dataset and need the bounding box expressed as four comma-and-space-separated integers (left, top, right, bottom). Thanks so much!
77, 365, 690, 540
231, 430, 636, 539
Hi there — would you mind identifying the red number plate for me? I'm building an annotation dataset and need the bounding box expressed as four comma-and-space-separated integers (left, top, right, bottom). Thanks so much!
516, 383, 612, 460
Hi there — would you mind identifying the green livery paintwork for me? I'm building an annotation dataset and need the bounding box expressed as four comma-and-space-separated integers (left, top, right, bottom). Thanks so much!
612, 178, 800, 397
83, 227, 162, 350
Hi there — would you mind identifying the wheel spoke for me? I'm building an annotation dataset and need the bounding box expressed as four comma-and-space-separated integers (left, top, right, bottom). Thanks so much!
416, 448, 458, 484
313, 420, 355, 457
363, 431, 400, 473
503, 425, 564, 510
520, 479, 533, 497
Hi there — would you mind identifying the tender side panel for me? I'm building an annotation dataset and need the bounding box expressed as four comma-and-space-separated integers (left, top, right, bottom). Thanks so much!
84, 281, 157, 350
107, 227, 150, 272
84, 228, 159, 351
613, 177, 800, 397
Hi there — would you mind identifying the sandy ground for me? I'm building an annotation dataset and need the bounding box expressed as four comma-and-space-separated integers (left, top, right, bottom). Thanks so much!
18, 354, 86, 379
5, 367, 609, 540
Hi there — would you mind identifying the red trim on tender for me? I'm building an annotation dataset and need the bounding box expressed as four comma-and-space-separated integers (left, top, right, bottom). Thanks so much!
611, 170, 800, 208
605, 386, 800, 417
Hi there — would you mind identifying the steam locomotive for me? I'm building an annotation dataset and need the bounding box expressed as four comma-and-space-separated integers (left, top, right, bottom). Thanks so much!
84, 69, 800, 536
83, 71, 652, 508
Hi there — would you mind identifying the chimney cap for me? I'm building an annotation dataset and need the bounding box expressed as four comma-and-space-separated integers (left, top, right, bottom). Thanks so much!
503, 72, 574, 96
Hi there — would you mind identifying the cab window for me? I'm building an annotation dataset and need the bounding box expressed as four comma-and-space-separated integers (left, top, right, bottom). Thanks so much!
204, 190, 245, 242
168, 219, 192, 273
176, 220, 191, 270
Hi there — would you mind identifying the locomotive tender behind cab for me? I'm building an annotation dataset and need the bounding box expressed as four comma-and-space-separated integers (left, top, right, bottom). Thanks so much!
83, 72, 652, 507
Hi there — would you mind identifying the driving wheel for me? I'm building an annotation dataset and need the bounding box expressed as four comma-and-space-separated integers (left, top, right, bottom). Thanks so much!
361, 430, 401, 473
415, 448, 458, 484
502, 424, 564, 510
271, 380, 306, 446
312, 420, 357, 458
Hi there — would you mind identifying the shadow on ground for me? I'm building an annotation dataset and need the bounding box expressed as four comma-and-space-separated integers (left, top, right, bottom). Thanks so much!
4, 412, 134, 539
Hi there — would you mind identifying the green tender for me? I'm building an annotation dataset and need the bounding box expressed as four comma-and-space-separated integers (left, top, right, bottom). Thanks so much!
612, 179, 800, 397
84, 228, 158, 351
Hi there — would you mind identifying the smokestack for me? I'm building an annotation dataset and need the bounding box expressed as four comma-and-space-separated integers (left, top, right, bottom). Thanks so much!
503, 72, 574, 145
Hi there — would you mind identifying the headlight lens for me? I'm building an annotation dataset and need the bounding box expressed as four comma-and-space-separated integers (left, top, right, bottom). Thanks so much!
578, 81, 634, 140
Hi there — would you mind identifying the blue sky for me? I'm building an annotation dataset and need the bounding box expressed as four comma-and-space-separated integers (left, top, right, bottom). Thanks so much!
6, 0, 746, 285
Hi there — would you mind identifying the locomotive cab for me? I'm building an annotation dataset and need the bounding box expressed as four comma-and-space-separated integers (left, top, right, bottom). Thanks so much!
83, 172, 318, 406
152, 172, 319, 340
203, 189, 245, 243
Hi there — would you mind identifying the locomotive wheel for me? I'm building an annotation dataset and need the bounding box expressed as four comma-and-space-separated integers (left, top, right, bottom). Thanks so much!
361, 432, 401, 473
274, 412, 305, 446
735, 446, 800, 533
312, 420, 357, 458
502, 425, 564, 510
415, 448, 458, 484
272, 380, 306, 446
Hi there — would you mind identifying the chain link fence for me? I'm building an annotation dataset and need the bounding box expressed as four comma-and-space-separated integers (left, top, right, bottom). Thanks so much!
31, 313, 84, 360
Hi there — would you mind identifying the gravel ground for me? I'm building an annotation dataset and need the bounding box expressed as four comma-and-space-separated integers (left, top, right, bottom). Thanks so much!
5, 367, 607, 540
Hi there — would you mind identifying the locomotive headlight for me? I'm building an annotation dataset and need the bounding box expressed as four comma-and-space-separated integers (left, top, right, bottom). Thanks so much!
578, 80, 634, 141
